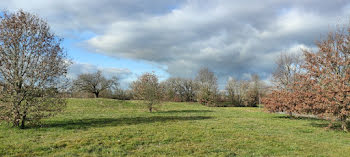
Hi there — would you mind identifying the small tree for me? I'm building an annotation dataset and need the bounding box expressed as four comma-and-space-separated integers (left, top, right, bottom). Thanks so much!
0, 10, 70, 128
131, 73, 162, 112
74, 71, 119, 98
195, 67, 218, 106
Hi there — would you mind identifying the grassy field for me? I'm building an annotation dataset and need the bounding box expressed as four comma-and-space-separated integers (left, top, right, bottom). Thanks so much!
1, 99, 350, 156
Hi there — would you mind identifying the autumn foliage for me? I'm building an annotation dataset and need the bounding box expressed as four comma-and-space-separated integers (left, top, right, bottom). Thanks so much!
263, 26, 350, 131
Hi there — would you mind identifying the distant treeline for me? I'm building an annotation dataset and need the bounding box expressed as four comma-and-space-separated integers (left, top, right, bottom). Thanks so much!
67, 67, 267, 108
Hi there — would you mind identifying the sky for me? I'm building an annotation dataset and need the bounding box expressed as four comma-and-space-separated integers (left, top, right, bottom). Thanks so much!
1, 0, 350, 89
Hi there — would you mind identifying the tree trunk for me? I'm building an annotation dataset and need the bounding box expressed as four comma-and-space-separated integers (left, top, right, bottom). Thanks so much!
342, 121, 348, 132
340, 116, 348, 132
148, 104, 153, 112
20, 115, 26, 129
12, 103, 21, 127
94, 92, 99, 98
341, 117, 349, 132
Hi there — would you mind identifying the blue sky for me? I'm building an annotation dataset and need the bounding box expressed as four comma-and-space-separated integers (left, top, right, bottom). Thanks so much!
2, 0, 350, 89
62, 28, 170, 88
64, 36, 169, 78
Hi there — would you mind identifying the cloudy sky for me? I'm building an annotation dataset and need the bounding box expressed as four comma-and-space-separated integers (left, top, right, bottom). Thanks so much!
2, 0, 350, 88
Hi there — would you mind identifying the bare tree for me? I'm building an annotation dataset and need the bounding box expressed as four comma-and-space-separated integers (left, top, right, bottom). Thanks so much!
272, 52, 302, 90
225, 75, 264, 107
225, 78, 238, 105
162, 77, 198, 102
237, 80, 249, 106
195, 67, 218, 106
162, 78, 182, 101
181, 78, 198, 102
73, 71, 118, 98
0, 10, 70, 128
131, 73, 162, 112
245, 74, 262, 107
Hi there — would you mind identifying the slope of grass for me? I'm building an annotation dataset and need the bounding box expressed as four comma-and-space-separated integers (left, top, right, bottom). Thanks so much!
1, 98, 350, 156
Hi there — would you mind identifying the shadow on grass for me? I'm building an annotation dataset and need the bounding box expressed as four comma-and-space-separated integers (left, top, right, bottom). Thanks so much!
309, 122, 344, 131
156, 110, 214, 114
274, 115, 345, 131
275, 115, 321, 121
31, 116, 213, 130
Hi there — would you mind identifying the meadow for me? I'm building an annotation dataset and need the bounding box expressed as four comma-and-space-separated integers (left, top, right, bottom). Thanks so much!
1, 98, 350, 156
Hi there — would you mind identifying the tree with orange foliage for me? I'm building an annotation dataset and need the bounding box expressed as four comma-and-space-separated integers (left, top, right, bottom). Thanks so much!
264, 52, 303, 116
264, 25, 350, 131
300, 27, 350, 131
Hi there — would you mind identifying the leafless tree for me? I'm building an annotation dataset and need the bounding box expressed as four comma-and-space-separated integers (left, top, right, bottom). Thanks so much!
162, 78, 181, 101
73, 71, 119, 98
246, 74, 261, 107
225, 74, 265, 107
195, 67, 218, 106
181, 78, 198, 102
272, 52, 303, 90
162, 77, 198, 102
225, 78, 238, 105
237, 80, 249, 106
0, 10, 71, 128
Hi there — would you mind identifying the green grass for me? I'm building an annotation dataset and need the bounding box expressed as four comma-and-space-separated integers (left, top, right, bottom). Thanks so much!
1, 98, 350, 156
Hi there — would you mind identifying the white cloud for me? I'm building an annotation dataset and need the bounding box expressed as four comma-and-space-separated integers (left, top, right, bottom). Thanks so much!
2, 0, 350, 85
